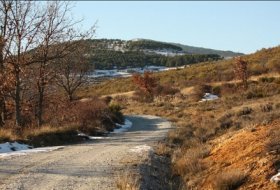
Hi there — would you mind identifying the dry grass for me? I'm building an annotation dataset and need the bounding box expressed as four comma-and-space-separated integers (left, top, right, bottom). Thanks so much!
211, 170, 247, 190
154, 142, 171, 156
81, 45, 280, 189
173, 143, 210, 175
0, 128, 19, 142
265, 127, 280, 154
116, 171, 140, 190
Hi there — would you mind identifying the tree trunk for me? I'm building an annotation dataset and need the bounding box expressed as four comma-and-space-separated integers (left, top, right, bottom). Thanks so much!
68, 92, 73, 102
0, 98, 5, 126
0, 39, 6, 126
37, 86, 44, 127
15, 67, 22, 127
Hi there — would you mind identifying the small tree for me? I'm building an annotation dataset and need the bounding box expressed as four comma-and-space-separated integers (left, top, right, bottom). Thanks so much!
132, 71, 158, 101
234, 57, 248, 90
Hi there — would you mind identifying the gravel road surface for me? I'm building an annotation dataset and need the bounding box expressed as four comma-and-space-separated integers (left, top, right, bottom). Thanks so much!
0, 115, 171, 190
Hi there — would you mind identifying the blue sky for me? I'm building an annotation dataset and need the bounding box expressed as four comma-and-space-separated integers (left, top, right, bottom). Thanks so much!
72, 1, 280, 54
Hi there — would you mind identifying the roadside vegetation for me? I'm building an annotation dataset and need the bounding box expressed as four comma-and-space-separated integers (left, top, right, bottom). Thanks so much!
89, 45, 280, 189
0, 1, 124, 147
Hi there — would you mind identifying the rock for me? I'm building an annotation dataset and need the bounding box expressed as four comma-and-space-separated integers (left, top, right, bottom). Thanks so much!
270, 171, 280, 185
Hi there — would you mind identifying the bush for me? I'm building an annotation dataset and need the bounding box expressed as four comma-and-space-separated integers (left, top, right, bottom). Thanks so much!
258, 77, 275, 83
211, 170, 247, 190
132, 89, 154, 103
154, 84, 180, 96
236, 107, 253, 116
25, 126, 82, 147
212, 85, 221, 96
245, 89, 264, 99
75, 100, 115, 134
173, 144, 210, 175
260, 103, 273, 112
220, 83, 238, 96
109, 103, 124, 124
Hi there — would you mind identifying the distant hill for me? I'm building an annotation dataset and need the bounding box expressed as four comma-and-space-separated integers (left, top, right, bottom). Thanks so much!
87, 39, 244, 57
171, 43, 244, 58
56, 38, 244, 70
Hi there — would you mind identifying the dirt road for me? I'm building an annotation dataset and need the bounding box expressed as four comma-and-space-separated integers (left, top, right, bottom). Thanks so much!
0, 115, 171, 190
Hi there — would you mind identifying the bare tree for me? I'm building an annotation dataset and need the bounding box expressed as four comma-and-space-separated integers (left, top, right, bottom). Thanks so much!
0, 0, 13, 125
55, 40, 92, 101
5, 1, 44, 126
30, 1, 79, 126
0, 1, 95, 127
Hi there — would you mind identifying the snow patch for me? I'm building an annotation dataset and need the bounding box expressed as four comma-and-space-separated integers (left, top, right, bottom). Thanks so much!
199, 93, 219, 102
112, 119, 133, 133
0, 142, 32, 153
270, 171, 280, 184
0, 142, 64, 158
129, 145, 153, 153
77, 118, 133, 140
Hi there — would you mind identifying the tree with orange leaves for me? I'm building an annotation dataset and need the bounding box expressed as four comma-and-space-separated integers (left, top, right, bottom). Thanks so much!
234, 57, 249, 90
132, 71, 158, 101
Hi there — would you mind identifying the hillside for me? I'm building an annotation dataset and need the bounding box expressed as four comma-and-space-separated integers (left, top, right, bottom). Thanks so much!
87, 38, 243, 57
78, 45, 280, 189
81, 38, 243, 70
172, 42, 244, 58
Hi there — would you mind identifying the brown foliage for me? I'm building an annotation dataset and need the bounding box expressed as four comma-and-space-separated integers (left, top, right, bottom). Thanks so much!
234, 57, 248, 90
132, 71, 158, 95
132, 72, 159, 102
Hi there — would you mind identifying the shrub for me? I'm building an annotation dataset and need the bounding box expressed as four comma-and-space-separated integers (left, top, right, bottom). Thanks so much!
109, 103, 124, 124
154, 84, 180, 96
132, 72, 158, 102
260, 103, 273, 112
236, 107, 253, 116
220, 83, 238, 96
103, 96, 113, 105
24, 125, 82, 147
245, 89, 264, 99
75, 100, 114, 134
132, 89, 154, 103
258, 77, 275, 83
219, 118, 233, 130
265, 128, 280, 154
173, 144, 210, 175
266, 56, 280, 73
211, 170, 247, 190
212, 85, 221, 96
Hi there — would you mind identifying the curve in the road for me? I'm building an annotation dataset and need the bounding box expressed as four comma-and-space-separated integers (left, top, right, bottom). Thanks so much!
0, 115, 172, 190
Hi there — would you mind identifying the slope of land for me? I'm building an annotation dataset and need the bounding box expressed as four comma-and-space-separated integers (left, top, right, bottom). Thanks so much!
201, 121, 279, 189
172, 42, 244, 58
83, 45, 280, 189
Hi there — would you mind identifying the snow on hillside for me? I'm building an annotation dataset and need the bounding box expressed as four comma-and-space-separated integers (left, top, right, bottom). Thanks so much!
145, 49, 186, 57
87, 65, 187, 79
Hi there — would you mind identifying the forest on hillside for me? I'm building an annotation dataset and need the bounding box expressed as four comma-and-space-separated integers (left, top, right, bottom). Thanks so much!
90, 50, 222, 69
